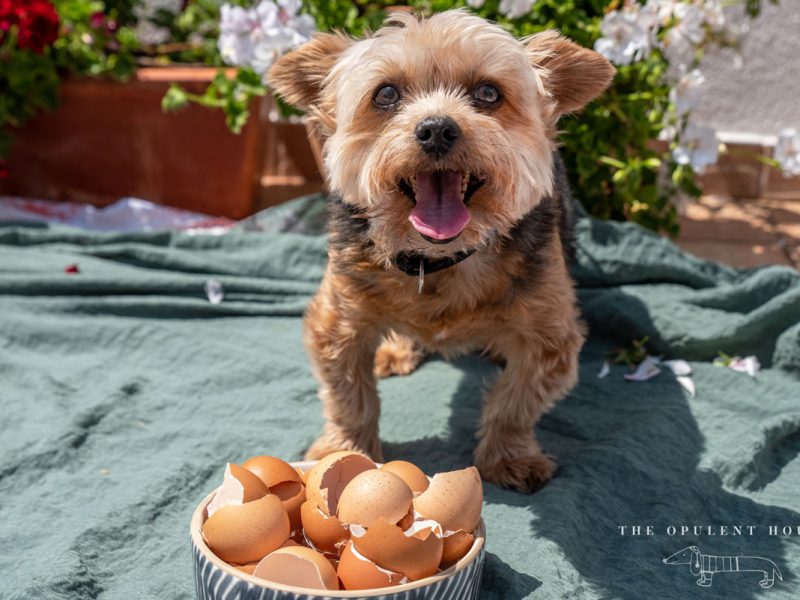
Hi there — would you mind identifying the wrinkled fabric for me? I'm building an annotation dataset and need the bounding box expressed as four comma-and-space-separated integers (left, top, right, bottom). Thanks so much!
1, 197, 799, 600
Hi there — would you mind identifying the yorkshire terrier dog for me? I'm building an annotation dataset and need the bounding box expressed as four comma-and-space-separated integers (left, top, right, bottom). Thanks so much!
268, 10, 614, 491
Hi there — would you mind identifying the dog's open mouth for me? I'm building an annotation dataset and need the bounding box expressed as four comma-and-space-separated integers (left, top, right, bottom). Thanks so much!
398, 171, 485, 243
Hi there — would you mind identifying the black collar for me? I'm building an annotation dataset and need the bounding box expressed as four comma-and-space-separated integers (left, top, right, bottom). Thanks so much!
393, 248, 477, 276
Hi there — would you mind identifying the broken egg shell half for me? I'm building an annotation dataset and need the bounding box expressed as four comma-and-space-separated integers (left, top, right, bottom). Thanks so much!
305, 451, 377, 516
336, 469, 413, 527
412, 466, 483, 534
440, 530, 475, 569
206, 463, 269, 518
242, 455, 302, 488
202, 494, 290, 564
252, 546, 339, 591
352, 519, 443, 581
381, 461, 430, 494
300, 500, 349, 555
270, 480, 305, 533
337, 540, 405, 591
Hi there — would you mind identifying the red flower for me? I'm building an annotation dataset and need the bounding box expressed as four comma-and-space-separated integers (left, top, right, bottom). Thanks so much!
15, 0, 60, 53
89, 11, 105, 29
0, 0, 19, 35
0, 159, 8, 180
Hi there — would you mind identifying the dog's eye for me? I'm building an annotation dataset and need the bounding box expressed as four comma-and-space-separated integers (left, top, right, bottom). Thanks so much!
473, 84, 501, 105
373, 85, 400, 108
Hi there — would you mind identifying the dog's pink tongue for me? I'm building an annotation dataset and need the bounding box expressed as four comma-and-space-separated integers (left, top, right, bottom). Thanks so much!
409, 170, 470, 240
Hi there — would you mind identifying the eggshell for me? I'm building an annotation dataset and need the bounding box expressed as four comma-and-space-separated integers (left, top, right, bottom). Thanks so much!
337, 540, 405, 591
381, 461, 430, 494
412, 466, 483, 533
305, 451, 377, 516
253, 546, 339, 591
242, 455, 302, 488
202, 494, 290, 564
234, 562, 258, 575
271, 480, 305, 532
206, 463, 268, 518
300, 500, 349, 555
352, 519, 443, 581
296, 467, 308, 484
440, 530, 474, 568
336, 470, 413, 527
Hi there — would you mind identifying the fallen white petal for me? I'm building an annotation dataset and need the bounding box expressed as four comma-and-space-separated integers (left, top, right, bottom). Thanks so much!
624, 356, 662, 382
205, 279, 224, 304
730, 356, 760, 378
663, 359, 692, 376
676, 375, 696, 397
598, 360, 611, 379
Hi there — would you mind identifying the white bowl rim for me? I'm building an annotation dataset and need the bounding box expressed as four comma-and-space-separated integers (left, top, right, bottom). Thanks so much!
190, 460, 486, 597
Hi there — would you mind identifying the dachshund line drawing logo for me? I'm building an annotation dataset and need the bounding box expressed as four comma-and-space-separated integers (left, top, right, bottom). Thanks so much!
663, 546, 783, 588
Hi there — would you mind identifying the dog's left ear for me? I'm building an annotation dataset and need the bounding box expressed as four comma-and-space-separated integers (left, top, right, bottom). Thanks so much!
267, 32, 353, 111
526, 30, 615, 116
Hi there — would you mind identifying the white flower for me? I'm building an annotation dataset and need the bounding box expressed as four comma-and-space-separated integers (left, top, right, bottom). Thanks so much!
498, 0, 536, 20
701, 0, 726, 32
133, 0, 182, 19
217, 0, 315, 76
220, 4, 257, 34
775, 128, 800, 177
673, 122, 719, 173
134, 20, 172, 45
659, 2, 706, 74
642, 0, 678, 25
594, 8, 652, 66
466, 0, 485, 7
673, 3, 705, 44
669, 67, 705, 115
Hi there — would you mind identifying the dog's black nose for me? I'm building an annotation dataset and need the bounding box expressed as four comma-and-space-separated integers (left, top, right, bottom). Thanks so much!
415, 116, 461, 157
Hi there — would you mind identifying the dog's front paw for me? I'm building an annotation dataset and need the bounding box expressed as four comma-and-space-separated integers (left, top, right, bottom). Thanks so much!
476, 451, 557, 493
305, 428, 384, 463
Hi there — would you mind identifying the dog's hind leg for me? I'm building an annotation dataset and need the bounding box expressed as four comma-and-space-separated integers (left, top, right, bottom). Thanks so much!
374, 330, 424, 378
303, 275, 385, 462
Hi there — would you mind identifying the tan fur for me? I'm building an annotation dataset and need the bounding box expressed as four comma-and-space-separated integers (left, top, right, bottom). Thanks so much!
374, 331, 424, 378
270, 10, 614, 491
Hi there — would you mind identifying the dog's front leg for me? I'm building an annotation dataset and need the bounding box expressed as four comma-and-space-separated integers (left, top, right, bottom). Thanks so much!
475, 326, 582, 492
303, 284, 385, 462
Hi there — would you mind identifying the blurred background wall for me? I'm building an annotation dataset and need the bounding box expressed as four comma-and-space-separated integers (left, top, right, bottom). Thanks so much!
696, 3, 800, 139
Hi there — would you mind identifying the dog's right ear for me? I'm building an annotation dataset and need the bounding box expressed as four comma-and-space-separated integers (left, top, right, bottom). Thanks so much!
267, 33, 352, 111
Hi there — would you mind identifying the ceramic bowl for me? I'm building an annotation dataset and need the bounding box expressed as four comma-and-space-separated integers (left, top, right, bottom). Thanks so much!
191, 460, 486, 600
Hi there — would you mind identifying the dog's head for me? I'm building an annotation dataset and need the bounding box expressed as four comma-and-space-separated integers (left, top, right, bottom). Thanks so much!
269, 10, 614, 261
663, 546, 700, 566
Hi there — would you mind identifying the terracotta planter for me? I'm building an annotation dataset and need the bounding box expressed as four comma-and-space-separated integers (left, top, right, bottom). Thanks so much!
0, 67, 268, 219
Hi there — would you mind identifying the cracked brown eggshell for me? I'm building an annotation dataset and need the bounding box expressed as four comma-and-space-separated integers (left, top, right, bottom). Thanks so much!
337, 540, 405, 591
352, 519, 443, 581
440, 530, 475, 568
300, 500, 349, 555
252, 546, 339, 591
336, 469, 413, 527
380, 461, 430, 494
270, 480, 305, 532
206, 463, 269, 518
412, 466, 483, 534
305, 451, 377, 516
202, 494, 290, 564
242, 455, 302, 488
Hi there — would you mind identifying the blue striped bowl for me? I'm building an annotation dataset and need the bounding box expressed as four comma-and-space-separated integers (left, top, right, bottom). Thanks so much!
191, 461, 486, 600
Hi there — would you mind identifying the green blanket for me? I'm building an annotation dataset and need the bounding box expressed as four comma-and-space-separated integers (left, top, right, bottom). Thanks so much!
1, 196, 799, 600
